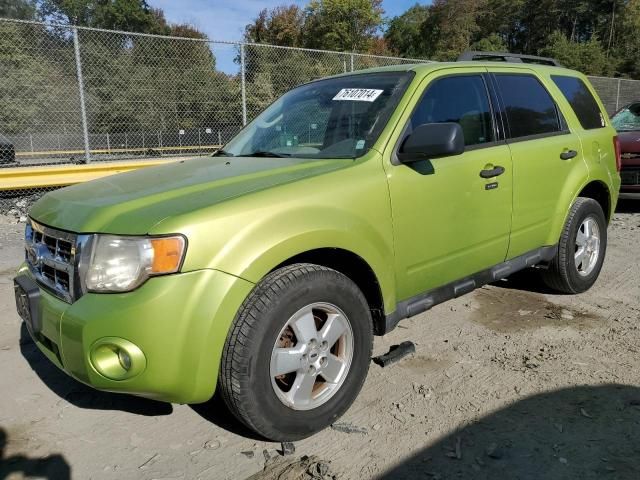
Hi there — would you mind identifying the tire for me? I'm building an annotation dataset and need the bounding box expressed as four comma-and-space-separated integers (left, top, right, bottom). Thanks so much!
542, 197, 607, 294
218, 263, 373, 441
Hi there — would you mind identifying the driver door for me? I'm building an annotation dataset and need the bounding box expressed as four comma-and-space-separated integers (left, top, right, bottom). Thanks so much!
384, 69, 513, 301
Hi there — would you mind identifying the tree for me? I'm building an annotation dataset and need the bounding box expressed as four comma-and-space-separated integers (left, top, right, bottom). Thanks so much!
614, 0, 640, 77
540, 31, 610, 75
470, 33, 507, 52
304, 0, 384, 52
39, 0, 170, 33
0, 0, 37, 20
420, 0, 487, 61
384, 3, 430, 58
244, 5, 305, 47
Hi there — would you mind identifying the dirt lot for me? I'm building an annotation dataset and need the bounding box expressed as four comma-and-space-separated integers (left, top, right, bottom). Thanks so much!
1, 199, 639, 480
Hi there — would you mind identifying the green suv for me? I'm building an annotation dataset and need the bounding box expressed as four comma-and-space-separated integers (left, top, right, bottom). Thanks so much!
14, 55, 621, 441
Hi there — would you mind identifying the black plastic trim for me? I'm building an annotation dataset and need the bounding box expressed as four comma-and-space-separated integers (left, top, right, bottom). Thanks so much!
458, 51, 563, 67
382, 245, 558, 334
14, 274, 42, 334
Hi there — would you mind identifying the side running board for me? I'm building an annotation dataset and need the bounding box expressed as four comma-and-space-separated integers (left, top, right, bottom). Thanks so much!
382, 245, 558, 334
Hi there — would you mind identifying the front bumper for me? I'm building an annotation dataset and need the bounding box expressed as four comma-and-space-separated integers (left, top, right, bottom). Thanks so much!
15, 264, 254, 404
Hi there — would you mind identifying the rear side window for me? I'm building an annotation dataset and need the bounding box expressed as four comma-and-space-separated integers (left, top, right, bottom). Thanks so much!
410, 75, 494, 147
551, 75, 605, 129
494, 74, 562, 139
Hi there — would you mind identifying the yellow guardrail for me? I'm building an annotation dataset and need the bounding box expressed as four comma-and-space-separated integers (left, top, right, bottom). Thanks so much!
0, 158, 182, 191
15, 144, 221, 158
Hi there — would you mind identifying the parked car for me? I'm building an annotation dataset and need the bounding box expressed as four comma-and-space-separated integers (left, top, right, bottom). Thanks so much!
0, 134, 15, 164
611, 101, 640, 193
14, 53, 621, 441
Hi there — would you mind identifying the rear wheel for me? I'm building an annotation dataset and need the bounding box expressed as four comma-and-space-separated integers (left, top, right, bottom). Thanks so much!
218, 263, 373, 441
542, 197, 607, 293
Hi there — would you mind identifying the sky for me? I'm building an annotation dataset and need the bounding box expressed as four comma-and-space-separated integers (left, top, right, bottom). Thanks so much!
148, 0, 426, 72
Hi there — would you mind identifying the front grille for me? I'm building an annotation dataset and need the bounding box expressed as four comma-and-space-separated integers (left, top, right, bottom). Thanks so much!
25, 220, 78, 303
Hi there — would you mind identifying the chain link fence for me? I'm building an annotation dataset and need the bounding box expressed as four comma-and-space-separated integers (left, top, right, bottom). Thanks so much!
1, 16, 640, 212
0, 17, 426, 170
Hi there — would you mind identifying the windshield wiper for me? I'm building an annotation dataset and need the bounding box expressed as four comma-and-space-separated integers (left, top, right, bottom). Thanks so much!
244, 151, 290, 158
212, 149, 234, 157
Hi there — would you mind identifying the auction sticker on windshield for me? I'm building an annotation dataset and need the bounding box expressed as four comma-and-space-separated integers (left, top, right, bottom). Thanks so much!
333, 88, 384, 102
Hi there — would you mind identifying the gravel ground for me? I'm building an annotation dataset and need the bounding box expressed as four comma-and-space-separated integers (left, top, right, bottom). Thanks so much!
0, 199, 639, 480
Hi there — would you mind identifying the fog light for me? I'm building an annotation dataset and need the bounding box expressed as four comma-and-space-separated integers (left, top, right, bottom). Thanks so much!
89, 337, 146, 380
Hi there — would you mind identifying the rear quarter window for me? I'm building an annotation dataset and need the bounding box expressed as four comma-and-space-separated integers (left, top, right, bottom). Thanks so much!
551, 75, 606, 130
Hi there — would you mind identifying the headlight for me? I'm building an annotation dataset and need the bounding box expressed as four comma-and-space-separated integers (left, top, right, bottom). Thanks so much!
83, 235, 186, 292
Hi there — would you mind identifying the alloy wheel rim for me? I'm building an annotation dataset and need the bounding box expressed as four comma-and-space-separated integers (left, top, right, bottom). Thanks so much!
575, 216, 600, 276
269, 302, 354, 411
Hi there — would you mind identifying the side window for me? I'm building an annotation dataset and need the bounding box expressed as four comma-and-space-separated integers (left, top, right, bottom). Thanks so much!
494, 74, 562, 139
410, 75, 493, 147
551, 75, 606, 130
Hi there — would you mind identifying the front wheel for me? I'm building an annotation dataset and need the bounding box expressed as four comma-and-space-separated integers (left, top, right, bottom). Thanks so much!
542, 197, 607, 293
218, 264, 373, 441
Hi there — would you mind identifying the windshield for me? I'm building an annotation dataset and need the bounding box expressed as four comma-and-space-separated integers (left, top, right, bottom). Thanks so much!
220, 72, 413, 159
611, 102, 640, 132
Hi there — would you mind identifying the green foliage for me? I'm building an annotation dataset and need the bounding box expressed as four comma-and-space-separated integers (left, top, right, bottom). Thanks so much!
470, 33, 507, 52
0, 0, 37, 20
385, 4, 430, 57
420, 0, 487, 61
380, 0, 638, 77
540, 31, 611, 75
245, 0, 384, 53
304, 0, 384, 52
244, 5, 305, 47
39, 0, 169, 33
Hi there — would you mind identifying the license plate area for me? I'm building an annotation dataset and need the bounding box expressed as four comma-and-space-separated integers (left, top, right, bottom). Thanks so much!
14, 275, 42, 335
621, 170, 640, 185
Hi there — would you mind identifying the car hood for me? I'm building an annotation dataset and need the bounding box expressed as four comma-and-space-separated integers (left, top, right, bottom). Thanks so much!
30, 156, 350, 234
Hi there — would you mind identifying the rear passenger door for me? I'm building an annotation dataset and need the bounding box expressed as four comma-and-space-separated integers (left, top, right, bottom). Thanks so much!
489, 70, 585, 258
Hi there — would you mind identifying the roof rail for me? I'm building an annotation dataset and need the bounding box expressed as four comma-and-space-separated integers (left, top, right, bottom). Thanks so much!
458, 51, 563, 67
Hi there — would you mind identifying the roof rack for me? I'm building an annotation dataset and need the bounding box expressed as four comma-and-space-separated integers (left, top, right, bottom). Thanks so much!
457, 51, 563, 67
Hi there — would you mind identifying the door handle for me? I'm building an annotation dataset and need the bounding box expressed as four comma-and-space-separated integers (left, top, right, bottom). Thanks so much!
560, 149, 578, 160
479, 165, 505, 178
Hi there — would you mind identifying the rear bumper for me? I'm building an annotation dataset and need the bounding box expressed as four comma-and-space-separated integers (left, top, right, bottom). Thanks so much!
16, 264, 254, 404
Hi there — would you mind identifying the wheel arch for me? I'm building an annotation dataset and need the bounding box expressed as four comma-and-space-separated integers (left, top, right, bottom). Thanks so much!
273, 248, 388, 336
578, 180, 612, 222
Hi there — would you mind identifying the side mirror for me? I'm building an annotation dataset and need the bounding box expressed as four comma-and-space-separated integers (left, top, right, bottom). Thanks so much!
398, 122, 465, 163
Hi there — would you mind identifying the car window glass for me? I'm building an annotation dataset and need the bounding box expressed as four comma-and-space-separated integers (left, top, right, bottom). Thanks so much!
551, 75, 605, 130
611, 103, 640, 132
222, 72, 413, 159
494, 74, 561, 138
410, 75, 493, 146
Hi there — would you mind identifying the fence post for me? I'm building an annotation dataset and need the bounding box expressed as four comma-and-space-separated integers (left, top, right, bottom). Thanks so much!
241, 43, 248, 126
350, 53, 354, 72
616, 79, 621, 111
72, 26, 91, 164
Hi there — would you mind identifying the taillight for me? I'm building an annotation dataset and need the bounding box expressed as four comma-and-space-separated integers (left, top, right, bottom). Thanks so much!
613, 135, 622, 172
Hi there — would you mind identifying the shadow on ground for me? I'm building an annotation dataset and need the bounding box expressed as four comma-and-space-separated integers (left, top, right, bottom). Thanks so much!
19, 324, 172, 416
379, 384, 640, 480
190, 393, 265, 441
616, 197, 640, 213
490, 269, 557, 295
19, 324, 262, 439
0, 428, 70, 479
